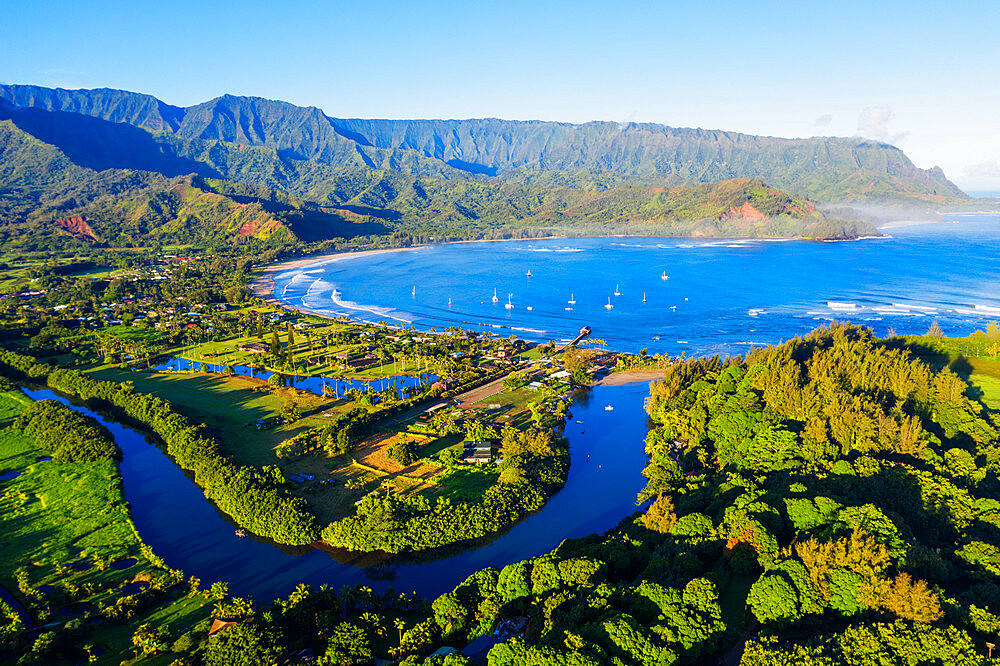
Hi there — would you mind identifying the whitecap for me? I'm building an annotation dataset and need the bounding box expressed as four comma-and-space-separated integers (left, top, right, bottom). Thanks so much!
330, 290, 411, 324
827, 301, 859, 311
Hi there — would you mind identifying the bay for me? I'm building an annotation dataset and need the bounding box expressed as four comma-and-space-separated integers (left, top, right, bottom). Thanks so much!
273, 215, 1000, 356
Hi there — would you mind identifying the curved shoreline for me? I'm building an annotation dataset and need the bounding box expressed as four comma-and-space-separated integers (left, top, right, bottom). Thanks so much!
251, 234, 807, 321
252, 246, 425, 310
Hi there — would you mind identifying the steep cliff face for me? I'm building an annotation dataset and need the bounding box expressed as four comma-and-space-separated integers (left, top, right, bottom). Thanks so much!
0, 84, 184, 132
0, 85, 967, 203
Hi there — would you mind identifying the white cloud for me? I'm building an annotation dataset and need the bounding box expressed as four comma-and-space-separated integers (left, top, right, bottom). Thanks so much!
959, 160, 1000, 189
857, 105, 910, 145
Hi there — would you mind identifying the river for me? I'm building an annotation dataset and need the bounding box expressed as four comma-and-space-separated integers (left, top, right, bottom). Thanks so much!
28, 215, 1000, 602
24, 381, 651, 602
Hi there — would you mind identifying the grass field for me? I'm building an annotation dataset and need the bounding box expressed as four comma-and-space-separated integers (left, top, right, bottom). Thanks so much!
174, 321, 442, 381
86, 366, 346, 467
0, 390, 213, 664
82, 365, 452, 524
899, 335, 1000, 411
430, 466, 500, 502
971, 374, 1000, 410
472, 386, 537, 428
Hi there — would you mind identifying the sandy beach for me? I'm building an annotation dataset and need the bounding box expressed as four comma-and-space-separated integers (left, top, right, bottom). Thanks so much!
595, 369, 666, 386
251, 246, 424, 308
251, 237, 571, 308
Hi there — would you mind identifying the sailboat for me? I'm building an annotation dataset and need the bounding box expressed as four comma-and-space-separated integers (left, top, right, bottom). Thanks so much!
448, 298, 452, 307
505, 294, 515, 310
642, 292, 647, 303
526, 269, 533, 278
492, 288, 499, 303
661, 271, 669, 280
604, 297, 614, 310
614, 284, 621, 296
568, 293, 576, 305
411, 286, 416, 297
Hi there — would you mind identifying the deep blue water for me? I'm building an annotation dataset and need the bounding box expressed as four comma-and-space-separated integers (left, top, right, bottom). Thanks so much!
273, 215, 1000, 356
23, 382, 650, 602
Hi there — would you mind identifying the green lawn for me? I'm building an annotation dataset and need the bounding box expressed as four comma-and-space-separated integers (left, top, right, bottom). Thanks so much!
0, 390, 213, 664
175, 321, 443, 381
430, 466, 500, 502
85, 366, 344, 467
0, 392, 142, 576
971, 374, 1000, 410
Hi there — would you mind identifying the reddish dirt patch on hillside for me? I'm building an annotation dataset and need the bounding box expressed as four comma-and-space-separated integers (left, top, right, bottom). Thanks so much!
237, 213, 283, 237
54, 216, 97, 241
722, 203, 766, 223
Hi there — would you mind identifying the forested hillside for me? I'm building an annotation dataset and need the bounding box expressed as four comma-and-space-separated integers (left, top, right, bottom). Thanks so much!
393, 324, 1000, 664
0, 101, 875, 248
1, 84, 965, 204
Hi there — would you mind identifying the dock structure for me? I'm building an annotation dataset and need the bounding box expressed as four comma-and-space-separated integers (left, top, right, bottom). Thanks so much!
568, 326, 592, 347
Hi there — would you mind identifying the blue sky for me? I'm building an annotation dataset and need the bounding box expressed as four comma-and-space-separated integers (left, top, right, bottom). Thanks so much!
3, 0, 999, 189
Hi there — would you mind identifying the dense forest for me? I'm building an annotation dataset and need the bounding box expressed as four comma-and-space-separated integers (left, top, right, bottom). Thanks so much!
365, 323, 1000, 664
149, 323, 1000, 665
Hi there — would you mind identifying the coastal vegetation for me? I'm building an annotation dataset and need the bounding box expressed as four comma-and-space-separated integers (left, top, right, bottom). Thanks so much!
6, 289, 1000, 663
366, 323, 1000, 664
0, 244, 599, 555
0, 86, 997, 661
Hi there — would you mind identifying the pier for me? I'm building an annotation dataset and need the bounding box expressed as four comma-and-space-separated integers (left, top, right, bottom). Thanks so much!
568, 326, 592, 347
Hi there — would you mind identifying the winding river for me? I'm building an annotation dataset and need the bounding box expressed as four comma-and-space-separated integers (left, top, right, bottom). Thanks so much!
24, 214, 1000, 602
24, 382, 651, 601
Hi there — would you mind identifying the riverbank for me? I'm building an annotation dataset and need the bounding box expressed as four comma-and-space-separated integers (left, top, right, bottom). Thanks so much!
27, 381, 652, 601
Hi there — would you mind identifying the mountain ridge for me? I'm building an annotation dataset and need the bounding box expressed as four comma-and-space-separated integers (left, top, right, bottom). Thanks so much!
0, 84, 965, 204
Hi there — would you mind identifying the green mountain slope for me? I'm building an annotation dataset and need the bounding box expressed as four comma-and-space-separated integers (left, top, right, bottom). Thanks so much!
0, 84, 966, 204
0, 105, 874, 247
0, 119, 378, 249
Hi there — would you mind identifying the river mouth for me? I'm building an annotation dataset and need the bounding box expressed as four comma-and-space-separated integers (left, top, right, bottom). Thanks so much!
23, 380, 652, 600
